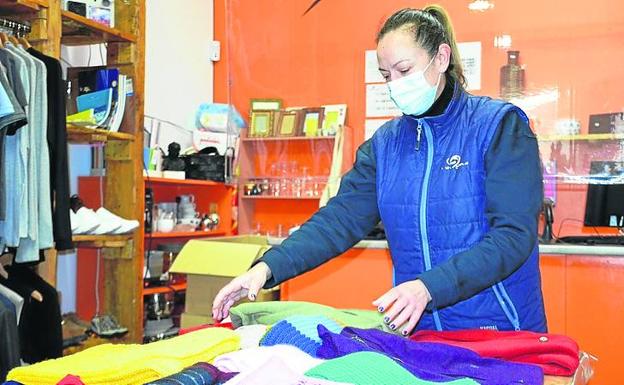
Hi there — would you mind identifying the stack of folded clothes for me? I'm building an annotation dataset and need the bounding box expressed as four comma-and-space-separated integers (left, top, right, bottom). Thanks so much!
3, 301, 588, 385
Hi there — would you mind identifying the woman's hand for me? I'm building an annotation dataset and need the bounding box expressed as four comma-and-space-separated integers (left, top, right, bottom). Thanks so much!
212, 261, 272, 322
372, 279, 432, 336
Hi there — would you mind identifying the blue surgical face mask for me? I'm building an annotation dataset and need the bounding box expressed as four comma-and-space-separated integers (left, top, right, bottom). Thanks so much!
387, 55, 441, 116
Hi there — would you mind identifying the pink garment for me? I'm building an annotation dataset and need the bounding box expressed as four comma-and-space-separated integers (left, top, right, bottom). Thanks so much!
224, 356, 351, 385
56, 374, 85, 385
214, 344, 323, 374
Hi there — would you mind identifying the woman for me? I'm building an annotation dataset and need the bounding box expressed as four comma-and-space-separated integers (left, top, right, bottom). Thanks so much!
213, 5, 546, 335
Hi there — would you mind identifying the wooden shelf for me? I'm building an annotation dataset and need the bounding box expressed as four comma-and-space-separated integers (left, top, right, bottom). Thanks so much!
61, 10, 136, 45
241, 195, 321, 200
72, 234, 132, 248
242, 135, 335, 143
146, 230, 226, 239
144, 176, 229, 187
67, 124, 135, 143
142, 282, 187, 296
538, 133, 624, 142
0, 0, 47, 14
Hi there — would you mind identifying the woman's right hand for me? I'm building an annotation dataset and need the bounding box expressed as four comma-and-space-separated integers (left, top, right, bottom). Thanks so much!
211, 261, 272, 322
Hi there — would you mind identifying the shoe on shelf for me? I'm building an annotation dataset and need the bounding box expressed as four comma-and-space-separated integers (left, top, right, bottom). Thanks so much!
90, 314, 128, 337
86, 208, 122, 235
95, 208, 139, 234
70, 207, 100, 235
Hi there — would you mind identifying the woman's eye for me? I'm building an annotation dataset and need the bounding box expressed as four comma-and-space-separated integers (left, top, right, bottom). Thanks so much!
399, 68, 411, 74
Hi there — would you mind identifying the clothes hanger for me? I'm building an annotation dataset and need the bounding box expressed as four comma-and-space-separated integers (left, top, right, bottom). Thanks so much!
18, 36, 31, 49
7, 34, 19, 46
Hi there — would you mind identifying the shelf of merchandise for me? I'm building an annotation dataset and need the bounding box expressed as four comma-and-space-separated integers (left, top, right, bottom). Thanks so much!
0, 0, 48, 13
241, 135, 336, 143
61, 9, 137, 46
146, 231, 226, 239
66, 124, 135, 143
241, 195, 321, 200
72, 234, 133, 248
537, 133, 624, 141
144, 176, 228, 187
142, 282, 187, 296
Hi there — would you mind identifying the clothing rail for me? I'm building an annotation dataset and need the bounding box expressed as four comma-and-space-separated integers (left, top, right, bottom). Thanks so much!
0, 18, 31, 37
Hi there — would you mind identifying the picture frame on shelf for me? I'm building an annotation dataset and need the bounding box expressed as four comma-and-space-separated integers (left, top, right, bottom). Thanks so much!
249, 110, 274, 137
250, 98, 283, 112
302, 108, 324, 137
276, 110, 301, 137
321, 104, 347, 136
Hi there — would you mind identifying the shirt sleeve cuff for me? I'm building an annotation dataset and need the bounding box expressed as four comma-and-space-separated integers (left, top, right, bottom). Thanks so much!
418, 267, 458, 311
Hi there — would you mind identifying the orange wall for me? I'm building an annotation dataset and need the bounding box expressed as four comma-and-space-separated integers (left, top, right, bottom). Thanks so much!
214, 0, 624, 237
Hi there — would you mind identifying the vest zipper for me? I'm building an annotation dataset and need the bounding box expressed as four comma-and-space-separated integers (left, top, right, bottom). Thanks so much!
419, 121, 443, 331
415, 123, 423, 151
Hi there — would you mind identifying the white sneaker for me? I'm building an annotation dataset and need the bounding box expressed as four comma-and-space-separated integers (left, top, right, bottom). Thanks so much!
72, 207, 101, 234
83, 208, 122, 235
96, 207, 139, 234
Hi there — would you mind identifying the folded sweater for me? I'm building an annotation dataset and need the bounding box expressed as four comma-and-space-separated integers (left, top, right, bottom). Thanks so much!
7, 328, 239, 385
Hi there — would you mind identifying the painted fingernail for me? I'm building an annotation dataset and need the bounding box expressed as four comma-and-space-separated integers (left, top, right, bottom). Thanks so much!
383, 316, 390, 323
402, 330, 408, 336
250, 294, 256, 300
378, 306, 384, 312
390, 324, 396, 330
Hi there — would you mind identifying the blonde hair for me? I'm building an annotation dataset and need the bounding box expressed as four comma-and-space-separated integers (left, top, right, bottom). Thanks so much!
377, 5, 466, 87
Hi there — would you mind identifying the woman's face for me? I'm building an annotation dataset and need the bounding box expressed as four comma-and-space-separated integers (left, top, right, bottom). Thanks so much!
377, 28, 439, 85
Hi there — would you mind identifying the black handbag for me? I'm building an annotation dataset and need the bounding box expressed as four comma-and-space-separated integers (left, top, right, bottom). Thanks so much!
183, 146, 232, 182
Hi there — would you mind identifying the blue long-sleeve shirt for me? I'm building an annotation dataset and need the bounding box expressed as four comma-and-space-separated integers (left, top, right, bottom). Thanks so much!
259, 79, 542, 310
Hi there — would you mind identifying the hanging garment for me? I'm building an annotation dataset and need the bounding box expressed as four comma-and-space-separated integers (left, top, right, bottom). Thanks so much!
306, 351, 477, 385
0, 62, 27, 221
409, 329, 580, 376
4, 44, 35, 249
0, 299, 20, 383
0, 283, 23, 323
28, 48, 72, 252
9, 44, 53, 264
0, 46, 28, 249
7, 328, 240, 385
316, 326, 544, 385
0, 265, 62, 363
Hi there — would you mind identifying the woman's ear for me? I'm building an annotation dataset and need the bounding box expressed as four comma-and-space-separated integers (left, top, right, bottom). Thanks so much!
436, 43, 452, 73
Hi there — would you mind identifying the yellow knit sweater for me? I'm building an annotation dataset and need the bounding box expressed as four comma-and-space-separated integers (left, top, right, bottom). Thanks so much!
7, 328, 240, 385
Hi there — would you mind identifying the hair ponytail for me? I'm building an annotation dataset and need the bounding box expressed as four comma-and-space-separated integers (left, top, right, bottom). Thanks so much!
377, 4, 466, 87
424, 5, 465, 87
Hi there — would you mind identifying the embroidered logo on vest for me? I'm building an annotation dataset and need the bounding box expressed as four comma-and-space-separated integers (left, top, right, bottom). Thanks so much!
443, 155, 469, 170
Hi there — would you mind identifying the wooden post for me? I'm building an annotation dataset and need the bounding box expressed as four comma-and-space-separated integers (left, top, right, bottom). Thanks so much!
103, 0, 146, 342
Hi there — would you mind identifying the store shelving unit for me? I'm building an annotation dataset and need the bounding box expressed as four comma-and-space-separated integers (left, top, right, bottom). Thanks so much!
142, 282, 186, 296
0, 0, 146, 341
66, 124, 135, 143
237, 128, 351, 236
72, 234, 133, 248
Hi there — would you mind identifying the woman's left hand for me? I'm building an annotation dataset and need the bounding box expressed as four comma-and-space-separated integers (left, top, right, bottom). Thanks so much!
372, 279, 432, 336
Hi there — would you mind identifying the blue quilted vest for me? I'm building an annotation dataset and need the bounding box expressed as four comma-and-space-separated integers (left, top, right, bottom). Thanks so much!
372, 85, 546, 332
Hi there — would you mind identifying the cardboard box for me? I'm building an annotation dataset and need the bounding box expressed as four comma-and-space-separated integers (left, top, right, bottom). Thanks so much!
169, 236, 279, 323
180, 312, 213, 329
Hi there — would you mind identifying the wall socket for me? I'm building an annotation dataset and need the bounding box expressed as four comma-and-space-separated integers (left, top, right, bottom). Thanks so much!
209, 41, 221, 62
